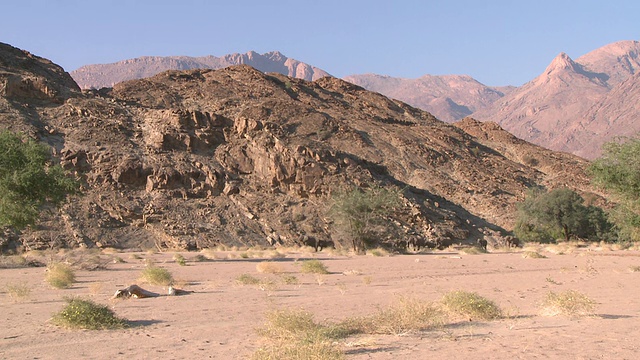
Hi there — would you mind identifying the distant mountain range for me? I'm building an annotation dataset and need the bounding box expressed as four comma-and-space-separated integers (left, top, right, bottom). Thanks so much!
70, 40, 640, 159
71, 50, 331, 89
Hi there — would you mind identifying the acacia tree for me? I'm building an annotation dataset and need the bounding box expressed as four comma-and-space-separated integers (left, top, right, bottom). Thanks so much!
328, 184, 401, 254
589, 137, 640, 241
514, 187, 611, 243
0, 130, 78, 230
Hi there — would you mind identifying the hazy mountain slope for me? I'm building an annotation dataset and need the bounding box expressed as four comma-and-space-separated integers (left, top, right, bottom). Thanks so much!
575, 40, 640, 86
343, 73, 511, 122
70, 50, 331, 89
471, 40, 640, 158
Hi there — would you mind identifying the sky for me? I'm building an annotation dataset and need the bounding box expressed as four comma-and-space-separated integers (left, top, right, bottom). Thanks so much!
2, 0, 638, 86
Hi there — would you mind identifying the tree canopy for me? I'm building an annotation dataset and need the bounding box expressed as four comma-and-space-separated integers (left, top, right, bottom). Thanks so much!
589, 137, 640, 241
328, 184, 401, 254
514, 187, 612, 243
0, 130, 78, 229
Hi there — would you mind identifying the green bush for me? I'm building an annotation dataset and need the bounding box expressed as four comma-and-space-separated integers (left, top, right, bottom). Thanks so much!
589, 137, 640, 241
514, 187, 613, 242
0, 130, 78, 230
51, 297, 128, 330
328, 184, 401, 254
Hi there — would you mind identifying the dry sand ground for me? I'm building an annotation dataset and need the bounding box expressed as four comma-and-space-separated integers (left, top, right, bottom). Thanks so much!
2, 245, 640, 359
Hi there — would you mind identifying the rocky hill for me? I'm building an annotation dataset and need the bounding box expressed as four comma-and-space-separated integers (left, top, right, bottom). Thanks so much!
0, 42, 602, 252
70, 50, 331, 89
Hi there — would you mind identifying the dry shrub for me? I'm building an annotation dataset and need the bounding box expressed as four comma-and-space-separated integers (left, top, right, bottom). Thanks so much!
201, 248, 227, 260
45, 262, 76, 289
441, 290, 502, 320
236, 273, 262, 285
543, 243, 577, 255
522, 251, 547, 259
89, 282, 104, 296
51, 297, 128, 330
0, 255, 28, 269
256, 261, 284, 274
265, 250, 286, 259
252, 309, 345, 360
192, 254, 208, 262
173, 253, 187, 266
63, 248, 110, 271
349, 297, 443, 335
280, 274, 299, 285
139, 265, 174, 286
300, 259, 329, 274
368, 248, 390, 257
460, 247, 487, 255
539, 290, 597, 318
342, 269, 362, 276
629, 265, 640, 273
6, 283, 31, 302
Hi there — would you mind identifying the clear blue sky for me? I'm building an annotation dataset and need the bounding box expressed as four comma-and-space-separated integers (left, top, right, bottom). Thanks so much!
2, 0, 638, 86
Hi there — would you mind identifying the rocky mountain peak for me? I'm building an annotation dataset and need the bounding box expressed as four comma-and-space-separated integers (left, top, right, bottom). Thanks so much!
543, 52, 580, 75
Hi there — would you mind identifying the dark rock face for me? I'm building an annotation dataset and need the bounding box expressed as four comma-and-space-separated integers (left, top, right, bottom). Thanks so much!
0, 43, 601, 252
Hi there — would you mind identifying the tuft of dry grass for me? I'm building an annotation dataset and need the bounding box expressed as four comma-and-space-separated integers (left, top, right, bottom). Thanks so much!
628, 265, 640, 273
45, 262, 76, 289
459, 247, 487, 255
236, 273, 262, 286
139, 265, 174, 286
349, 297, 444, 336
522, 251, 547, 259
192, 254, 209, 262
6, 283, 31, 302
300, 259, 329, 274
441, 290, 502, 320
252, 309, 345, 360
256, 261, 284, 274
543, 243, 578, 255
342, 269, 362, 276
368, 248, 390, 257
539, 290, 597, 318
51, 297, 128, 330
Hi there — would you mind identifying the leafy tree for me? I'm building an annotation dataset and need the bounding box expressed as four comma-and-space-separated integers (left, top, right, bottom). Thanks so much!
514, 187, 612, 243
328, 184, 401, 254
589, 137, 640, 241
0, 130, 78, 230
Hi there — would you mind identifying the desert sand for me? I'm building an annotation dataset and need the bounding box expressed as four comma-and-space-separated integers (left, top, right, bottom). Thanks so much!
2, 245, 640, 359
